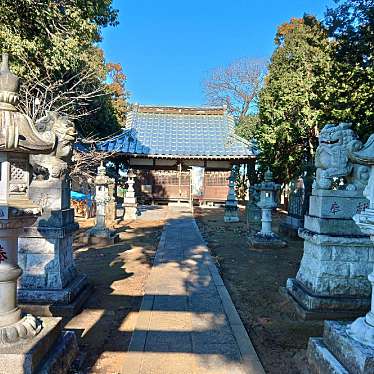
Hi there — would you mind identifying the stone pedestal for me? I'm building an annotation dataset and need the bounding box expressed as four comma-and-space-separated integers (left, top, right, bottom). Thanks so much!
18, 178, 92, 317
287, 189, 374, 320
0, 317, 78, 374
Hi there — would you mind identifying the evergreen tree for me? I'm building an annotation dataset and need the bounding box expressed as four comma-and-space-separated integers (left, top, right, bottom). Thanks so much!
323, 0, 374, 139
0, 0, 127, 137
257, 16, 332, 182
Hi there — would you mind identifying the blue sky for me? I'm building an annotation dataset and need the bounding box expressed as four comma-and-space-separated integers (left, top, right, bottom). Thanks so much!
101, 0, 335, 106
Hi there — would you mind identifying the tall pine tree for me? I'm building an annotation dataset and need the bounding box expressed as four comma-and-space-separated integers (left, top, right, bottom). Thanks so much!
257, 16, 332, 182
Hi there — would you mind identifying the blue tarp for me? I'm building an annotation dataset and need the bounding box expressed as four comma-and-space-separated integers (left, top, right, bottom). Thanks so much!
71, 191, 92, 202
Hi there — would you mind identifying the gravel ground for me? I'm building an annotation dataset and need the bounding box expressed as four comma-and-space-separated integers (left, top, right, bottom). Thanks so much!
194, 207, 323, 374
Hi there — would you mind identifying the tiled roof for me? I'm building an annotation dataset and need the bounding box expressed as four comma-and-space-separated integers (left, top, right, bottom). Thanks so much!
96, 105, 257, 159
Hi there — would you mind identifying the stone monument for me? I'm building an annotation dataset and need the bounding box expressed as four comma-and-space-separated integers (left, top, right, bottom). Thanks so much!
87, 163, 118, 245
0, 53, 77, 373
105, 176, 117, 226
279, 177, 309, 238
308, 133, 374, 373
17, 111, 91, 317
123, 169, 139, 220
287, 123, 374, 320
248, 168, 287, 248
246, 184, 262, 230
224, 167, 239, 223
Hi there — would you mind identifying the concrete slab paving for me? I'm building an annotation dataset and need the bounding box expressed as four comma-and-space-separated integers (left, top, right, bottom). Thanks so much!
122, 208, 265, 374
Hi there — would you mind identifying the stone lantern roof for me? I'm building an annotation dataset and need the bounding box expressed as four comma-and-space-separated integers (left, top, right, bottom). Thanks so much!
0, 53, 55, 153
264, 168, 273, 182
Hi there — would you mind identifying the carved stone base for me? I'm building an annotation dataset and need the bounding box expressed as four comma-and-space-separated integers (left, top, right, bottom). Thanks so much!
19, 212, 82, 308
19, 274, 93, 317
86, 227, 119, 246
289, 227, 374, 318
19, 273, 89, 304
0, 317, 78, 374
286, 278, 370, 320
0, 314, 41, 345
248, 232, 287, 249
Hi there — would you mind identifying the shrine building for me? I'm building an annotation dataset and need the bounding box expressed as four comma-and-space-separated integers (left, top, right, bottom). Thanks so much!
97, 104, 257, 204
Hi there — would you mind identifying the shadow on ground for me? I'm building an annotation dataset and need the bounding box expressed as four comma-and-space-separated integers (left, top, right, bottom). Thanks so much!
64, 205, 322, 374
65, 212, 164, 373
121, 209, 258, 373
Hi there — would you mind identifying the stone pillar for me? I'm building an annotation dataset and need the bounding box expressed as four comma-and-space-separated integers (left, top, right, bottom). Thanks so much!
0, 53, 77, 373
248, 169, 287, 248
123, 169, 139, 220
18, 152, 91, 317
105, 177, 117, 227
87, 163, 118, 245
224, 167, 239, 222
286, 123, 374, 320
307, 133, 374, 373
260, 206, 272, 235
246, 185, 261, 230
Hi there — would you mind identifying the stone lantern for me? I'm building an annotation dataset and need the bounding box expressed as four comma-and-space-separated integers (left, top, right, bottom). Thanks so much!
224, 167, 239, 223
123, 169, 138, 220
248, 168, 287, 248
308, 133, 374, 373
0, 54, 77, 373
87, 163, 118, 245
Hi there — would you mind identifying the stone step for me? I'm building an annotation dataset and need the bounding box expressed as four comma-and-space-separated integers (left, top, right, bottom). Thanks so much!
307, 338, 349, 374
36, 331, 78, 374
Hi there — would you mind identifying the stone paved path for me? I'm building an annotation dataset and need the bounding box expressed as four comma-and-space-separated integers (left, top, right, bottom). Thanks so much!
122, 208, 264, 374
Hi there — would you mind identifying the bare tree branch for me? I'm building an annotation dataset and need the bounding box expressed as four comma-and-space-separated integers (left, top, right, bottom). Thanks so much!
70, 137, 116, 184
203, 58, 267, 121
17, 58, 108, 122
